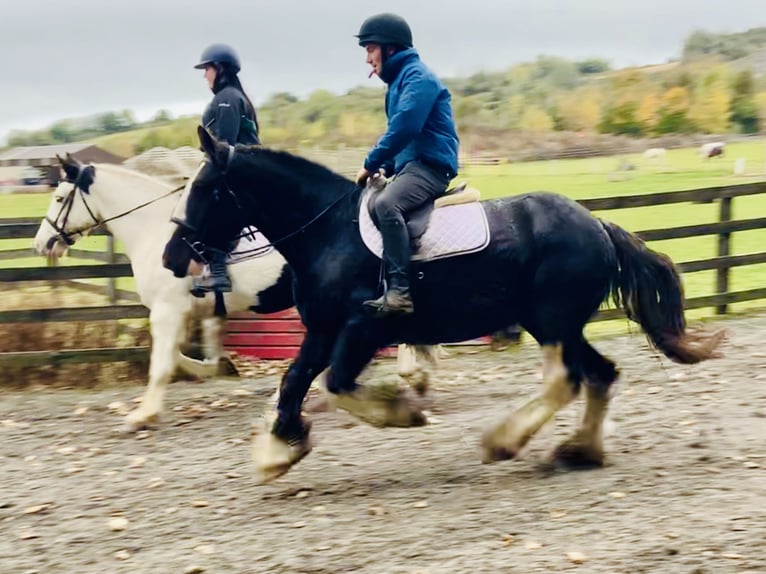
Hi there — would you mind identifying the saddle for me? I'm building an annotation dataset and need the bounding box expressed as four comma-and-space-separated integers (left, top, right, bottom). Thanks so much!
360, 179, 489, 262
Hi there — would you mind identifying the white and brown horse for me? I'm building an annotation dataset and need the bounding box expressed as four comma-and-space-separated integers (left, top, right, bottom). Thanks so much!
33, 156, 435, 432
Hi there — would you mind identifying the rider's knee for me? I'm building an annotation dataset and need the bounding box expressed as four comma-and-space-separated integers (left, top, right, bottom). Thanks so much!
373, 197, 404, 222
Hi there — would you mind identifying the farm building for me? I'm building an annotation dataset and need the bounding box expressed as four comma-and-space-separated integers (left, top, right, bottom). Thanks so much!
0, 143, 124, 187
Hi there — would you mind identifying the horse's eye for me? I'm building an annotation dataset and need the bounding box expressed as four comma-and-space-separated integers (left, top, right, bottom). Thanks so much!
55, 196, 64, 203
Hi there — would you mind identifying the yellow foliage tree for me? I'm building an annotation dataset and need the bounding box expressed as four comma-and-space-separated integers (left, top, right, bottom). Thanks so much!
519, 105, 554, 132
338, 111, 384, 141
688, 70, 731, 133
556, 87, 602, 132
755, 92, 766, 131
660, 86, 691, 114
654, 86, 694, 133
636, 93, 660, 132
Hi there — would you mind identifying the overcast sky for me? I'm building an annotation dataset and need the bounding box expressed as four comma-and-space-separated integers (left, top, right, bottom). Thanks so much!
0, 0, 763, 142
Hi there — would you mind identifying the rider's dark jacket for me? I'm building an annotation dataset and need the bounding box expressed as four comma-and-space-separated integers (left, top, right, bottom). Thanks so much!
202, 85, 259, 145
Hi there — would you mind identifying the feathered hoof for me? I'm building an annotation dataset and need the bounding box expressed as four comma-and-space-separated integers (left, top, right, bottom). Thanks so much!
481, 444, 518, 464
552, 437, 604, 469
331, 382, 428, 428
480, 417, 526, 464
251, 424, 312, 484
399, 368, 430, 396
122, 409, 159, 433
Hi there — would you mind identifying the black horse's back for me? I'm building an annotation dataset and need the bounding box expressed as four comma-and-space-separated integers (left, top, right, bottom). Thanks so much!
403, 192, 616, 346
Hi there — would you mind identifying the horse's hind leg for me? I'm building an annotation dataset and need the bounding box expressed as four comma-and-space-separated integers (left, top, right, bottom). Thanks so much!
482, 344, 578, 463
397, 344, 437, 395
553, 339, 619, 468
124, 301, 188, 432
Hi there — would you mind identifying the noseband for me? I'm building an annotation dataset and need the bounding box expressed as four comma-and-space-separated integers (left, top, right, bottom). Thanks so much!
45, 166, 100, 246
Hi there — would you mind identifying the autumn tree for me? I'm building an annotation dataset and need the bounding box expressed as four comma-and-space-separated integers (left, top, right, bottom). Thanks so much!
730, 70, 759, 133
518, 104, 554, 132
636, 92, 660, 133
555, 87, 602, 132
688, 69, 731, 133
655, 86, 694, 133
599, 69, 650, 136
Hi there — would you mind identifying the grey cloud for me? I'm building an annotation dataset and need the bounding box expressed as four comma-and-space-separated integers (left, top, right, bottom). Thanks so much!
0, 0, 763, 140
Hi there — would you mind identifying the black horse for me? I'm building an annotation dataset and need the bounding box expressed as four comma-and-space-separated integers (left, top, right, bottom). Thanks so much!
163, 127, 724, 483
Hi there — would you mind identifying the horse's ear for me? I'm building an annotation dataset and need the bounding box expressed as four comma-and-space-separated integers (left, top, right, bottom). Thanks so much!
197, 125, 217, 158
57, 153, 76, 167
78, 164, 96, 193
60, 156, 80, 181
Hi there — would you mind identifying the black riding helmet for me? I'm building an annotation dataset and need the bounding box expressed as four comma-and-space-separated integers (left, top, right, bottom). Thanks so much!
356, 13, 413, 48
194, 43, 241, 74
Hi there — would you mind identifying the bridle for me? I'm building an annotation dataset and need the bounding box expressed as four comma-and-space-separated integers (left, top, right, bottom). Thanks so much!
46, 165, 185, 247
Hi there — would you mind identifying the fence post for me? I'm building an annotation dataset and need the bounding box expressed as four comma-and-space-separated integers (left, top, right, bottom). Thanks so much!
716, 195, 732, 315
106, 233, 117, 305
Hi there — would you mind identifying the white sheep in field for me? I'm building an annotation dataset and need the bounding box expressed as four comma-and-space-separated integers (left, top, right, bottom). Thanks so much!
643, 147, 666, 160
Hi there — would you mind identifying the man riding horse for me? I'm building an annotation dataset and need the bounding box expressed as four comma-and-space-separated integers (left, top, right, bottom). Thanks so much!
355, 13, 460, 317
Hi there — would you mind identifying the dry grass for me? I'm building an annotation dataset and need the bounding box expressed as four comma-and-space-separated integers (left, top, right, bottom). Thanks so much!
1, 283, 150, 388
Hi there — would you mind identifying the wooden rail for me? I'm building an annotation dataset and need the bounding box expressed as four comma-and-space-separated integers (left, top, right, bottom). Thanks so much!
2, 181, 766, 365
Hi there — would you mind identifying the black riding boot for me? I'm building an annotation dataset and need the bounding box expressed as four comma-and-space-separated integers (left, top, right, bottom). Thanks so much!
190, 249, 232, 297
363, 218, 414, 316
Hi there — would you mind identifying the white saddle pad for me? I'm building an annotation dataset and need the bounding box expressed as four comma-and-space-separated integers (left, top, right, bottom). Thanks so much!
228, 226, 274, 262
197, 227, 273, 277
359, 189, 490, 262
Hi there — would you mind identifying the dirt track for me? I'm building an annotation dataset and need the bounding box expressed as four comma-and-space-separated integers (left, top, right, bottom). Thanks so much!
2, 314, 766, 573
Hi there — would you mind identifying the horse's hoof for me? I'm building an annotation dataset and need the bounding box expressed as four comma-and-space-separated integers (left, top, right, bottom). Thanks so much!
303, 393, 332, 414
480, 419, 524, 464
251, 427, 312, 484
400, 369, 430, 396
552, 439, 604, 469
122, 411, 159, 433
482, 445, 517, 464
332, 383, 428, 428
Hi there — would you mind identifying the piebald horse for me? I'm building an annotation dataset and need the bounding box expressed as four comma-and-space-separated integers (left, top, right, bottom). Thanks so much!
33, 155, 435, 431
161, 127, 724, 483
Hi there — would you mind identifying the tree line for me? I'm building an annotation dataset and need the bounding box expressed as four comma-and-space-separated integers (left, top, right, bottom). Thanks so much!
7, 27, 766, 155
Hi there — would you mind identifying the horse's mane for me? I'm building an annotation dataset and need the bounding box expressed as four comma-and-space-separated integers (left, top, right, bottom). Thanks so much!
238, 146, 354, 190
93, 162, 178, 190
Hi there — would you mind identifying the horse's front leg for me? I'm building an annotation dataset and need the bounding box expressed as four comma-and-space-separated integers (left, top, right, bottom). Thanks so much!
123, 301, 188, 432
325, 322, 428, 428
251, 329, 335, 484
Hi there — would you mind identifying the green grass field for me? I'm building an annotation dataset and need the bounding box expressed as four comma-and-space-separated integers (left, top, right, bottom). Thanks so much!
3, 139, 766, 332
457, 140, 766, 296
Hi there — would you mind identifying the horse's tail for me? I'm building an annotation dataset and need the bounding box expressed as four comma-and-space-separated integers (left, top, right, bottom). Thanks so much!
600, 220, 725, 364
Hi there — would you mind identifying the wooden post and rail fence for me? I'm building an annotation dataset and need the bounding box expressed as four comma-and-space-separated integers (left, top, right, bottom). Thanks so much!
1, 181, 766, 369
